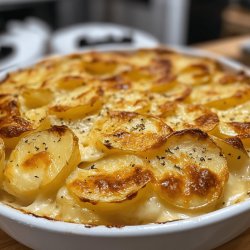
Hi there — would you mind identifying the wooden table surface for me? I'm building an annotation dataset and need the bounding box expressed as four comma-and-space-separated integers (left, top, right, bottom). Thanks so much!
1, 36, 250, 249
195, 35, 250, 64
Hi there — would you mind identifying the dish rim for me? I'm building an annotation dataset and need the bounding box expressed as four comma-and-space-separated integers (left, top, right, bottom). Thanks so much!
0, 199, 249, 237
0, 45, 249, 237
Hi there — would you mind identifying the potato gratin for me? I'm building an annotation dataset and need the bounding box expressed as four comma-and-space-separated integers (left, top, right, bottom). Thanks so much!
0, 48, 249, 226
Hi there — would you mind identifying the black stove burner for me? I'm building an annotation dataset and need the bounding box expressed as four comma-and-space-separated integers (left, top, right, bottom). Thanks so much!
77, 34, 134, 48
0, 45, 14, 61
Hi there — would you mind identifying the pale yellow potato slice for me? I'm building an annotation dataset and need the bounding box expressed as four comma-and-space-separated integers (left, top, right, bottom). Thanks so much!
149, 84, 192, 106
191, 83, 250, 110
21, 88, 54, 109
90, 111, 172, 153
3, 125, 80, 201
49, 85, 103, 119
177, 64, 212, 86
149, 129, 228, 209
67, 154, 153, 203
217, 101, 250, 136
42, 75, 87, 90
105, 90, 150, 113
212, 136, 250, 181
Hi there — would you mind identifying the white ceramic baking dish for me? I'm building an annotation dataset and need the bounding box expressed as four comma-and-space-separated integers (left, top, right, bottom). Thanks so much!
0, 46, 249, 250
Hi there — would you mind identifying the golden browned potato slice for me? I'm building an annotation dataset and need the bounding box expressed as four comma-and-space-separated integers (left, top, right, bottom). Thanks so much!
149, 84, 192, 106
46, 75, 86, 90
0, 93, 50, 149
0, 59, 58, 90
67, 154, 153, 203
3, 125, 80, 201
149, 129, 228, 209
191, 82, 250, 110
217, 101, 250, 136
105, 90, 150, 113
49, 85, 103, 119
0, 138, 5, 183
177, 64, 212, 86
171, 54, 221, 73
238, 134, 250, 158
0, 95, 33, 148
152, 102, 219, 132
90, 111, 172, 153
212, 136, 250, 180
21, 88, 54, 109
102, 58, 176, 93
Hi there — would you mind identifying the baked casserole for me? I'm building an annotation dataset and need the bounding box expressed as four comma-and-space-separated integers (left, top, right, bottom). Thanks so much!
0, 48, 249, 226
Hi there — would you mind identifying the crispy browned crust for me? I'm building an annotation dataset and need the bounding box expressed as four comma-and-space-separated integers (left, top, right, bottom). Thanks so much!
91, 111, 172, 152
159, 165, 218, 198
224, 137, 246, 151
0, 47, 249, 225
169, 128, 209, 140
219, 71, 250, 84
68, 166, 153, 204
227, 122, 250, 135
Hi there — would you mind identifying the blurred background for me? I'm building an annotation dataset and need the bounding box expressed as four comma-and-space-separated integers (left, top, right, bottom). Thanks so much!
1, 0, 250, 69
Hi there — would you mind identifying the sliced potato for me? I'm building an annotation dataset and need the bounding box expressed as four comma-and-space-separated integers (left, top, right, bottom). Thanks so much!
3, 125, 80, 201
67, 154, 153, 203
0, 95, 33, 148
149, 84, 192, 106
105, 90, 150, 113
90, 111, 172, 153
42, 75, 86, 90
153, 102, 219, 132
49, 85, 103, 119
21, 88, 54, 109
217, 101, 250, 136
238, 134, 250, 156
0, 138, 5, 183
177, 64, 212, 86
212, 136, 250, 181
149, 129, 228, 209
191, 83, 250, 110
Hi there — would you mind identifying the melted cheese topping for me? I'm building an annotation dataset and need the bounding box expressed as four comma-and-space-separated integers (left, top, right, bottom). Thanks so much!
0, 48, 249, 226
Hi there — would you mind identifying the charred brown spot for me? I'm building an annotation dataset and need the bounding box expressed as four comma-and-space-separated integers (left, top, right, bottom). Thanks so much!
224, 137, 245, 150
145, 59, 172, 80
228, 122, 250, 135
175, 87, 192, 102
22, 151, 51, 169
103, 140, 113, 149
93, 167, 152, 192
171, 129, 209, 140
159, 101, 177, 117
194, 113, 219, 129
0, 124, 31, 138
49, 125, 68, 135
71, 167, 153, 203
219, 71, 250, 85
187, 165, 218, 196
112, 131, 128, 138
160, 175, 183, 197
50, 105, 68, 112
0, 115, 33, 138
